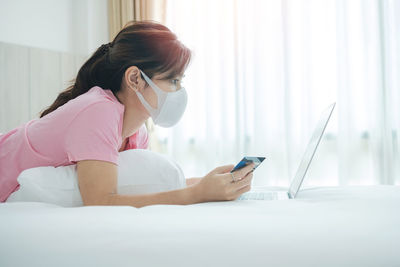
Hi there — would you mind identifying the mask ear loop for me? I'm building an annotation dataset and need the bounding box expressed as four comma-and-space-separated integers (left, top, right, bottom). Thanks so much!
135, 70, 167, 119
140, 70, 166, 95
135, 87, 158, 115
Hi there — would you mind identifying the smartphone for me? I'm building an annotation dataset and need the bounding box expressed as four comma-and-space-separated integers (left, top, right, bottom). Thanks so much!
230, 156, 266, 173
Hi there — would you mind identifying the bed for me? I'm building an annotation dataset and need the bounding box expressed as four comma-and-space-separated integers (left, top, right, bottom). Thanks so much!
1, 185, 399, 267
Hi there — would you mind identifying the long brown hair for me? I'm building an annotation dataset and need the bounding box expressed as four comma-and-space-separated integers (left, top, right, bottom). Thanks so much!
39, 20, 191, 118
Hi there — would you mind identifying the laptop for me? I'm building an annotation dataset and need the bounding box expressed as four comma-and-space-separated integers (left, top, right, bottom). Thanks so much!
237, 102, 336, 200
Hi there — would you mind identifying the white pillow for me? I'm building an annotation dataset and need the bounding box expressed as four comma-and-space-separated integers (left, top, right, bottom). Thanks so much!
6, 149, 187, 207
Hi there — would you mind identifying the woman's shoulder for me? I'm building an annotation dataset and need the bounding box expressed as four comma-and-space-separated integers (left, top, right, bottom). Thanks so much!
34, 87, 124, 140
70, 86, 123, 111
47, 86, 123, 122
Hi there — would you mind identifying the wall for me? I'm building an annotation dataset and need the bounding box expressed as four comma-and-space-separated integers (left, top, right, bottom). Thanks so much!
0, 0, 109, 133
0, 0, 109, 55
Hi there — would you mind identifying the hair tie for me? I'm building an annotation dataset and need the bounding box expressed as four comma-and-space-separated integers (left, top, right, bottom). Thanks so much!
100, 42, 113, 54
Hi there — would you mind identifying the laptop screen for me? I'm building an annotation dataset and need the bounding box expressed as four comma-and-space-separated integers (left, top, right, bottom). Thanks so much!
288, 103, 336, 198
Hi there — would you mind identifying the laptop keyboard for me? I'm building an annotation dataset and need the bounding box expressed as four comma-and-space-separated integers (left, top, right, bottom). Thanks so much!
237, 191, 280, 200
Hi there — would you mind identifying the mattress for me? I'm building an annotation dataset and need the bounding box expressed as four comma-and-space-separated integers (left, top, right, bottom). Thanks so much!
1, 185, 399, 267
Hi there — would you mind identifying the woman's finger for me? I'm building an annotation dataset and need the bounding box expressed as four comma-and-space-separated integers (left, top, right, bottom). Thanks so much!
231, 163, 255, 180
221, 162, 255, 184
234, 184, 252, 198
232, 171, 253, 190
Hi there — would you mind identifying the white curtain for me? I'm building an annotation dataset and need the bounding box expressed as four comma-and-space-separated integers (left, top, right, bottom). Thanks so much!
150, 0, 400, 187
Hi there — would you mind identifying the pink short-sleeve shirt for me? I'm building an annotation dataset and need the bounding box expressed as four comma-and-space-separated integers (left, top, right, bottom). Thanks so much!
0, 86, 149, 202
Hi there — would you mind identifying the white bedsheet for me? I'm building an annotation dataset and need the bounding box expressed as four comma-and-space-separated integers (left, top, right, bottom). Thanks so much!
1, 185, 399, 267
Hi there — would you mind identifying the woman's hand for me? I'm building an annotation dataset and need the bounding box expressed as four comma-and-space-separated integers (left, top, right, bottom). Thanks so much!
193, 163, 255, 202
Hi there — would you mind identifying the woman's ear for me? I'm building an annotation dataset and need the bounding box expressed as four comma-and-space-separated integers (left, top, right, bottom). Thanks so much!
125, 66, 140, 92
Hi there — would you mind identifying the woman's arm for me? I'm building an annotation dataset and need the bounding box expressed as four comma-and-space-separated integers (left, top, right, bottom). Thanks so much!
76, 160, 202, 208
107, 187, 202, 208
77, 159, 254, 208
186, 177, 202, 186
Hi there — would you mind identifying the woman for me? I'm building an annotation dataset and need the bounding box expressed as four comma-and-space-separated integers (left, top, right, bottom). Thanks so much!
0, 21, 254, 207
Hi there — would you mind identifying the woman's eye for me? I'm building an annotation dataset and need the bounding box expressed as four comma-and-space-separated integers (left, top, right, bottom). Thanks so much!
171, 79, 179, 85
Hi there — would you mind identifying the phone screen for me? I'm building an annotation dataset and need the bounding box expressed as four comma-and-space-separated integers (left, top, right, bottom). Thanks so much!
231, 156, 266, 173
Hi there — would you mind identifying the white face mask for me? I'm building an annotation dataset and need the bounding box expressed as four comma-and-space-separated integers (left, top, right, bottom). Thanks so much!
135, 70, 188, 127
